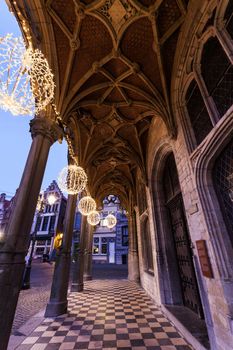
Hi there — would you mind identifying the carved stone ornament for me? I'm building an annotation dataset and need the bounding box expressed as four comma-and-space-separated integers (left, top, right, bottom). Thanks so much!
97, 0, 141, 33
30, 117, 63, 144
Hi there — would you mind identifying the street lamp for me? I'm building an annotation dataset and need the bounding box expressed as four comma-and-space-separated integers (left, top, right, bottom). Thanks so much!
22, 193, 58, 289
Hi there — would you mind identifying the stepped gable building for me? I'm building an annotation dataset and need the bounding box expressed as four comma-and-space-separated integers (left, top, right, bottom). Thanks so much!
1, 1, 233, 349
29, 180, 67, 258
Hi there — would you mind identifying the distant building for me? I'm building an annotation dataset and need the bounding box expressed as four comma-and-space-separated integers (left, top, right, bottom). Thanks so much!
93, 195, 128, 264
72, 195, 128, 264
0, 193, 15, 231
30, 181, 67, 259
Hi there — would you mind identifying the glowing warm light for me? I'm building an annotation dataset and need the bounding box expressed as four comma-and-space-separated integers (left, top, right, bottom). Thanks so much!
58, 165, 87, 195
0, 34, 54, 116
105, 214, 117, 229
78, 196, 96, 216
87, 210, 100, 226
47, 194, 57, 205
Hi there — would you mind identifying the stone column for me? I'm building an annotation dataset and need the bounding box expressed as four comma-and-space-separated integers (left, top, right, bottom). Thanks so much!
0, 117, 62, 350
70, 215, 87, 292
128, 211, 140, 282
84, 225, 94, 281
45, 194, 77, 317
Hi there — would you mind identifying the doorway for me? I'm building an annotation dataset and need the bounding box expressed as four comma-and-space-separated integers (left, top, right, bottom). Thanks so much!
163, 154, 203, 317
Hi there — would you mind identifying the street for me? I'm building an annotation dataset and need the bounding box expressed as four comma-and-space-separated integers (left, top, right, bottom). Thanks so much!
12, 260, 54, 335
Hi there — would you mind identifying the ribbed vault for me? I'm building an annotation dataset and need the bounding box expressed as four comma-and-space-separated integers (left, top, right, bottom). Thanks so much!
9, 0, 189, 206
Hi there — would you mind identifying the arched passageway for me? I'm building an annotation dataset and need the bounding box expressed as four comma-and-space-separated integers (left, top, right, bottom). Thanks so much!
1, 1, 233, 349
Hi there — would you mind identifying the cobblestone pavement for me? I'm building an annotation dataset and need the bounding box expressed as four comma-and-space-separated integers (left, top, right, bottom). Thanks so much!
12, 261, 54, 334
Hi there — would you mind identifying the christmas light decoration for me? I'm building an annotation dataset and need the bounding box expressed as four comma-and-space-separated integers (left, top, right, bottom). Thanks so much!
58, 165, 88, 195
78, 196, 96, 216
105, 214, 117, 229
0, 34, 54, 116
87, 210, 101, 226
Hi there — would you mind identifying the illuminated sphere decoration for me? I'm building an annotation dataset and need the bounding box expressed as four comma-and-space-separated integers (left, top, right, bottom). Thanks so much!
0, 34, 54, 116
78, 196, 96, 216
106, 214, 117, 229
58, 165, 88, 195
87, 210, 101, 226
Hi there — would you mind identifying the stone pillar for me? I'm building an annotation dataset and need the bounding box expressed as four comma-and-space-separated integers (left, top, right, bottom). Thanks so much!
128, 211, 140, 282
70, 215, 87, 292
84, 225, 94, 281
0, 117, 62, 350
45, 194, 77, 317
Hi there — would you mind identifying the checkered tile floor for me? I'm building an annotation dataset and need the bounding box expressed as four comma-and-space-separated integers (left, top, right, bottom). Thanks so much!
17, 280, 192, 350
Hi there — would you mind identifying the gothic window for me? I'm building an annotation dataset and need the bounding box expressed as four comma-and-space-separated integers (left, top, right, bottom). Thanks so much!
213, 139, 233, 247
201, 37, 233, 118
141, 217, 154, 273
186, 80, 213, 146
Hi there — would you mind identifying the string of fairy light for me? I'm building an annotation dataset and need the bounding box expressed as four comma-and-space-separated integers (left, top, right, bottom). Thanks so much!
0, 27, 117, 229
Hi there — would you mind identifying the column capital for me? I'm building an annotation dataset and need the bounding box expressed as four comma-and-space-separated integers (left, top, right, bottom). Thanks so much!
30, 117, 63, 144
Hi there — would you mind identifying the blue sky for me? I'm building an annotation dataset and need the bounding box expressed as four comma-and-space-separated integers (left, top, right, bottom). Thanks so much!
0, 1, 67, 197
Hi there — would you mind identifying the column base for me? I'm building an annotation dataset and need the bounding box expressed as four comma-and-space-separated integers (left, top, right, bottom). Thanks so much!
128, 275, 140, 283
44, 300, 68, 317
70, 283, 84, 292
83, 275, 92, 281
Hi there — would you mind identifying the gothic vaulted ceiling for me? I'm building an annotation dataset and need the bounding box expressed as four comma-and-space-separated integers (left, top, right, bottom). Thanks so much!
11, 0, 189, 205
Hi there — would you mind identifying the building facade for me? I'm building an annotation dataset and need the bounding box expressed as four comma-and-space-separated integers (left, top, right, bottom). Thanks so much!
72, 195, 128, 264
93, 195, 128, 264
30, 181, 67, 259
0, 193, 15, 231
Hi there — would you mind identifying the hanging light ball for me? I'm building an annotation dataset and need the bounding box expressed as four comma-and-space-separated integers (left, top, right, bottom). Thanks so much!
58, 165, 87, 195
78, 196, 96, 216
106, 214, 117, 229
87, 210, 100, 226
0, 34, 54, 116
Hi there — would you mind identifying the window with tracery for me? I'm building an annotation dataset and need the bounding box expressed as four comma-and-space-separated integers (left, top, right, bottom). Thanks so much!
185, 2, 233, 149
141, 217, 154, 273
224, 1, 233, 37
201, 37, 233, 118
213, 139, 233, 248
186, 80, 213, 146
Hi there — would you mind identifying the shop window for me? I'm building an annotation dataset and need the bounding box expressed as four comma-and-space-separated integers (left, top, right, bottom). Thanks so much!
213, 139, 233, 247
93, 237, 100, 254
93, 237, 108, 255
201, 37, 233, 118
186, 80, 213, 145
101, 243, 107, 254
122, 226, 128, 246
141, 217, 154, 273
